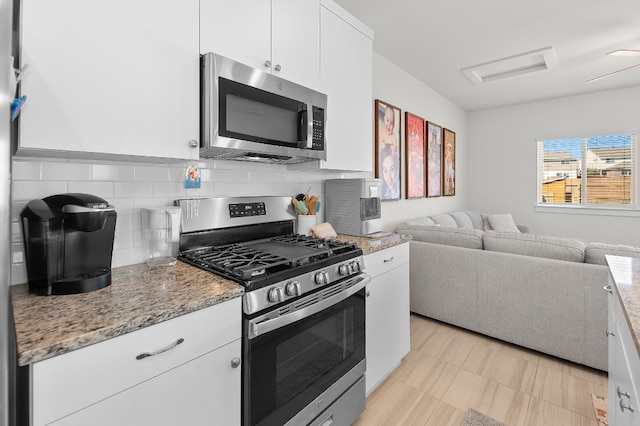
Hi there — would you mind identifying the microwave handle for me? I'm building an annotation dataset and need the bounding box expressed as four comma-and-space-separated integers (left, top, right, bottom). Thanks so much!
297, 107, 310, 147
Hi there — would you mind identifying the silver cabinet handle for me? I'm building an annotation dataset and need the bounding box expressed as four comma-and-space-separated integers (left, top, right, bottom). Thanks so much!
618, 386, 631, 398
620, 399, 634, 412
188, 139, 198, 148
607, 330, 616, 337
265, 60, 272, 68
136, 337, 184, 360
366, 290, 371, 297
383, 256, 395, 263
230, 357, 241, 368
604, 285, 613, 294
274, 64, 281, 71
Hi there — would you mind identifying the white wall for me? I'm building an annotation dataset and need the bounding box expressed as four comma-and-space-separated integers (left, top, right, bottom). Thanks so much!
373, 53, 468, 231
468, 85, 640, 246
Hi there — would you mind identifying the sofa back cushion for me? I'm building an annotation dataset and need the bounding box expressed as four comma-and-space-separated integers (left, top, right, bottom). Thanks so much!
464, 210, 484, 230
404, 217, 436, 227
585, 242, 640, 265
483, 230, 586, 263
430, 214, 458, 228
396, 225, 484, 249
450, 211, 474, 229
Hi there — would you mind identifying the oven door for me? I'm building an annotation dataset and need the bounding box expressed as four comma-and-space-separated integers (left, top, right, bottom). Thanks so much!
243, 274, 368, 426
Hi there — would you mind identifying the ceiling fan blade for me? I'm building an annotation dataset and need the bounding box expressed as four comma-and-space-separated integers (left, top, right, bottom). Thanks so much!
587, 63, 640, 83
607, 49, 640, 57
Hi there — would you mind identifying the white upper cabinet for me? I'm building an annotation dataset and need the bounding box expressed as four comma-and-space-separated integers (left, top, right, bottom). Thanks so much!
18, 0, 200, 161
318, 0, 373, 172
200, 0, 320, 90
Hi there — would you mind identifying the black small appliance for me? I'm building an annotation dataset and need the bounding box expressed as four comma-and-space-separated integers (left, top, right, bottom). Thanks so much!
20, 193, 117, 296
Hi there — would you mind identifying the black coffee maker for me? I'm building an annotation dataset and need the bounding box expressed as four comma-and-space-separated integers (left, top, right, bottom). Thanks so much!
20, 193, 117, 296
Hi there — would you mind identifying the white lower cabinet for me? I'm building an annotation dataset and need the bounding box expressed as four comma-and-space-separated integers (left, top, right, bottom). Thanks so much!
607, 279, 640, 426
49, 340, 240, 426
31, 298, 241, 426
364, 243, 410, 394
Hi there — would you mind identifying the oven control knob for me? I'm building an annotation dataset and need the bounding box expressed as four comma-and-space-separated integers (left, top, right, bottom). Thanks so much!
338, 264, 350, 276
285, 281, 301, 296
268, 287, 284, 303
314, 271, 329, 285
350, 260, 362, 273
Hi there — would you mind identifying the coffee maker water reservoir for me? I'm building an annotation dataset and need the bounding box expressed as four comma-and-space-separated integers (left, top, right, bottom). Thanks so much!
20, 193, 117, 295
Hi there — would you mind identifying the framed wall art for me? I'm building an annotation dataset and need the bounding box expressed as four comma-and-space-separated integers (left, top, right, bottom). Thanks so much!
374, 99, 401, 200
405, 112, 426, 198
443, 128, 456, 196
426, 121, 442, 197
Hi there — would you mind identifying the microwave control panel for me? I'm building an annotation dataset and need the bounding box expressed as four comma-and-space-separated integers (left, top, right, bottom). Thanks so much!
312, 106, 325, 150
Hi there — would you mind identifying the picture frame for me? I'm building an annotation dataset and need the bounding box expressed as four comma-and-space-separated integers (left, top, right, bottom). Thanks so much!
404, 112, 426, 198
374, 99, 402, 201
426, 121, 443, 197
443, 128, 456, 196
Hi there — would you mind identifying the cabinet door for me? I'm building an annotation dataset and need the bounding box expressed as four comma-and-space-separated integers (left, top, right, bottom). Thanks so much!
319, 4, 373, 172
611, 289, 640, 426
199, 0, 271, 70
365, 262, 410, 394
51, 339, 241, 426
19, 0, 199, 161
271, 0, 320, 90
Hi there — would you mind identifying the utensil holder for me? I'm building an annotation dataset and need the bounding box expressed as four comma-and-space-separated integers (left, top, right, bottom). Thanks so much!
297, 215, 317, 236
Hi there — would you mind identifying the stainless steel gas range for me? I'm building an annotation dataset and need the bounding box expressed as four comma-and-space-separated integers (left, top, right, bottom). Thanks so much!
177, 196, 368, 426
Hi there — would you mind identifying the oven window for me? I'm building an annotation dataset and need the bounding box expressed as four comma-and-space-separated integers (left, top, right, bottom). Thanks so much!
245, 289, 365, 426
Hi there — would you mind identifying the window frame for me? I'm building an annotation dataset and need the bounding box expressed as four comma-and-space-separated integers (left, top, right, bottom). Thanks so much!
535, 132, 639, 217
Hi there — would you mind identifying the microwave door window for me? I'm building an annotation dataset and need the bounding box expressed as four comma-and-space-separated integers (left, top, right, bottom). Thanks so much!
226, 95, 298, 144
219, 78, 304, 147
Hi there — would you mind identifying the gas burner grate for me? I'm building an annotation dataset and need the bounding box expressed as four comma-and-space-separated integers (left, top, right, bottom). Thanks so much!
179, 234, 362, 285
181, 245, 291, 281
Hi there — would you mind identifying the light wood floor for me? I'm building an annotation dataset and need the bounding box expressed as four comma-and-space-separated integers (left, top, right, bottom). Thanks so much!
354, 314, 608, 426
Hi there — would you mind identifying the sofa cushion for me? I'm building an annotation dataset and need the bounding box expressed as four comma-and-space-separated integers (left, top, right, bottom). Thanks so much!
450, 211, 474, 229
430, 214, 458, 228
483, 231, 585, 263
396, 225, 484, 249
486, 213, 521, 233
464, 210, 484, 230
404, 217, 436, 227
585, 242, 640, 265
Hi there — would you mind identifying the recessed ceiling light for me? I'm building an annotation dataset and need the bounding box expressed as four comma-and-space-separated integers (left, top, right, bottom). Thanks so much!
462, 46, 556, 85
607, 49, 640, 57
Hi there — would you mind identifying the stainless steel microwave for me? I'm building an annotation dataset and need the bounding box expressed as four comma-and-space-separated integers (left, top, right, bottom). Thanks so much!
200, 52, 327, 164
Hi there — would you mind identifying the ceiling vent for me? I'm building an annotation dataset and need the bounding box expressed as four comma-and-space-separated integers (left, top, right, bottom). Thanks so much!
462, 46, 556, 85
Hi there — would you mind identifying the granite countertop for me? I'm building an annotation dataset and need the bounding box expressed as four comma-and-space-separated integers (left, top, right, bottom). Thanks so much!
12, 233, 408, 367
606, 255, 640, 358
11, 262, 244, 366
335, 232, 410, 255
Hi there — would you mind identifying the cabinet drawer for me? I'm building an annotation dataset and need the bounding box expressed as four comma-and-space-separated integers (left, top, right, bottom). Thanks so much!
363, 243, 409, 279
32, 297, 241, 426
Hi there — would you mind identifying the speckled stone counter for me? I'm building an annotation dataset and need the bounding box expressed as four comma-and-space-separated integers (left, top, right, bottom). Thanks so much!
606, 255, 640, 358
11, 262, 243, 366
334, 232, 410, 255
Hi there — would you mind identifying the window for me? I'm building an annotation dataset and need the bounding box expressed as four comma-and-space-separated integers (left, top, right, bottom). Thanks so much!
537, 133, 636, 207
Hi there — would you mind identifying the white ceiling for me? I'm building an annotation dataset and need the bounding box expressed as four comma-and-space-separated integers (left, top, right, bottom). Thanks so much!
333, 0, 640, 112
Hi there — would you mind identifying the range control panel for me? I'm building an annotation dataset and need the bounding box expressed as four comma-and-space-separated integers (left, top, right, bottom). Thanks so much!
229, 202, 267, 218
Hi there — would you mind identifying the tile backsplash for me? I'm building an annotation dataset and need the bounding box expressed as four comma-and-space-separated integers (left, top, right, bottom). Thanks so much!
10, 156, 366, 285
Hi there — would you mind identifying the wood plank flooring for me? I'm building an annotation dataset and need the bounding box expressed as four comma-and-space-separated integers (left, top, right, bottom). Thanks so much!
354, 314, 608, 426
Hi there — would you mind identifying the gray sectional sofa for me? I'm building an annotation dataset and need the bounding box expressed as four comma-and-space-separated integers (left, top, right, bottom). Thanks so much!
395, 210, 640, 371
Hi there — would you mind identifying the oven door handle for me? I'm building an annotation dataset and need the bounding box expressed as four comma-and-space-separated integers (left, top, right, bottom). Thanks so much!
248, 274, 370, 339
